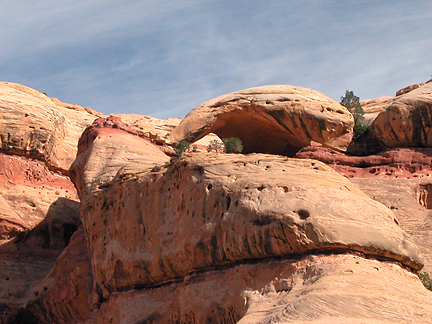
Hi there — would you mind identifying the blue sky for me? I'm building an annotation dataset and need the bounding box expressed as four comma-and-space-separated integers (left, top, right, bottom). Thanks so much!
1, 1, 432, 118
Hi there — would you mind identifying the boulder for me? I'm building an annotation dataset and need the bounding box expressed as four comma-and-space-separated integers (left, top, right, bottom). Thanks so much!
370, 82, 432, 148
170, 85, 354, 156
0, 81, 99, 171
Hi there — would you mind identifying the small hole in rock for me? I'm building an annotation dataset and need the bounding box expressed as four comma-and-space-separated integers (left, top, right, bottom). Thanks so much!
297, 209, 310, 219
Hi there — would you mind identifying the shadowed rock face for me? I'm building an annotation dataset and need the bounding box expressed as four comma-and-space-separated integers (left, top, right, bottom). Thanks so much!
0, 82, 99, 323
80, 254, 432, 324
170, 85, 354, 156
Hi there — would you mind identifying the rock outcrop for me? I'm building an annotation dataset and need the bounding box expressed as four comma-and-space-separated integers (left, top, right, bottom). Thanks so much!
0, 82, 100, 171
0, 82, 99, 322
3, 82, 432, 323
80, 254, 432, 324
370, 82, 432, 149
170, 85, 354, 156
22, 116, 424, 323
296, 146, 432, 178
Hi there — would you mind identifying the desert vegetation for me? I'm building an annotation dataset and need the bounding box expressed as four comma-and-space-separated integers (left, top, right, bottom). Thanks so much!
340, 90, 368, 141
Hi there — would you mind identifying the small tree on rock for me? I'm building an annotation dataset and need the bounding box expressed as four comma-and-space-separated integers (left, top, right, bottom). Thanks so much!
174, 140, 190, 157
222, 137, 243, 153
340, 90, 368, 141
207, 140, 224, 153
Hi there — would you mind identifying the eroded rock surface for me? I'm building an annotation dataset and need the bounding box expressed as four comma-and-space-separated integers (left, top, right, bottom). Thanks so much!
170, 85, 354, 156
71, 122, 422, 299
25, 226, 96, 324
371, 82, 432, 148
3, 82, 432, 323
0, 82, 99, 171
80, 254, 432, 324
296, 146, 432, 178
0, 82, 98, 323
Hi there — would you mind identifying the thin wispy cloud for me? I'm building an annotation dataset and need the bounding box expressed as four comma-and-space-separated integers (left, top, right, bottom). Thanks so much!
1, 1, 431, 119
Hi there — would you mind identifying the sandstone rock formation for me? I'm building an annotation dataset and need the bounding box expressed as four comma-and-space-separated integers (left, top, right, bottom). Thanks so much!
25, 226, 96, 324
0, 82, 100, 171
3, 82, 432, 323
74, 150, 422, 297
360, 96, 394, 124
19, 116, 418, 323
296, 146, 432, 178
370, 82, 432, 149
109, 114, 181, 145
396, 82, 428, 96
80, 254, 432, 324
295, 146, 432, 275
0, 82, 99, 322
170, 85, 354, 156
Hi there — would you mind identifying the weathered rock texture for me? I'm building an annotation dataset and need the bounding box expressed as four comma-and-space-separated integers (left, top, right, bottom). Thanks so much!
0, 82, 100, 171
4, 82, 432, 323
80, 254, 432, 324
371, 82, 432, 148
25, 226, 96, 324
351, 177, 432, 274
0, 82, 99, 323
76, 152, 422, 297
61, 117, 427, 323
170, 85, 354, 156
110, 114, 181, 145
360, 96, 394, 124
296, 146, 432, 178
396, 82, 428, 97
70, 116, 172, 198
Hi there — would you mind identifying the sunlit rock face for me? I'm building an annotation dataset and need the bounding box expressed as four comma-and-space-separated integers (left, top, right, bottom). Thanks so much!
371, 82, 432, 148
4, 82, 432, 324
70, 118, 422, 297
0, 81, 99, 322
170, 85, 354, 156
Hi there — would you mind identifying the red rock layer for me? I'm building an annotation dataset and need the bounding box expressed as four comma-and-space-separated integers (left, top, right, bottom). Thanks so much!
295, 146, 432, 178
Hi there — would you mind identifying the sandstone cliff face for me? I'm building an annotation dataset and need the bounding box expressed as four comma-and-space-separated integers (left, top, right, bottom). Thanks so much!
23, 116, 425, 323
0, 82, 99, 323
170, 85, 354, 156
370, 82, 432, 149
3, 82, 432, 323
80, 254, 432, 324
74, 148, 422, 298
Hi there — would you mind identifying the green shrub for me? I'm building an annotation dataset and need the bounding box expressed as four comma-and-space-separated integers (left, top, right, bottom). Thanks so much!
419, 272, 432, 291
207, 140, 224, 153
222, 137, 243, 153
340, 90, 369, 141
174, 140, 190, 157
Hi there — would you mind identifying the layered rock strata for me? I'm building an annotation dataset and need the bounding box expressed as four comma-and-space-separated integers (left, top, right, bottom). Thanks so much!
0, 82, 99, 322
296, 146, 432, 178
170, 85, 354, 156
3, 82, 432, 323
